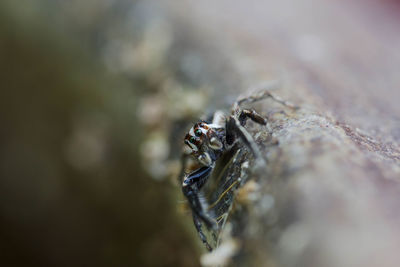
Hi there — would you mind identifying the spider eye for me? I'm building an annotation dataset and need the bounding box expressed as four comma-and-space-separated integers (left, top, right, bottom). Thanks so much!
189, 136, 196, 143
195, 129, 202, 137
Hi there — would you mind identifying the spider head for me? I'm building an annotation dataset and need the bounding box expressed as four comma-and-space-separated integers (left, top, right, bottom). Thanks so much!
184, 121, 223, 166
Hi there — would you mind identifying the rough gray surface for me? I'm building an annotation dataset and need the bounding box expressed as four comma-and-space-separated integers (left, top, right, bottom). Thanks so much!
207, 94, 400, 267
165, 1, 400, 267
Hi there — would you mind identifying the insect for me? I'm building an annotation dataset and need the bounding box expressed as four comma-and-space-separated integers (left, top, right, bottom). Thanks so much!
181, 85, 295, 251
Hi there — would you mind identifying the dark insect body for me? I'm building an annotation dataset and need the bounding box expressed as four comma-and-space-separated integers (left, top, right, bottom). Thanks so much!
181, 86, 295, 251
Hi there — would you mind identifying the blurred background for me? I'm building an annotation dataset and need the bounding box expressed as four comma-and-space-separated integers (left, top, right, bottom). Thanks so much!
1, 0, 399, 266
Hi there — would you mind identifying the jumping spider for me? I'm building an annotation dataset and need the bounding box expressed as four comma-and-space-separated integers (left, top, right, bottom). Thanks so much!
181, 86, 295, 251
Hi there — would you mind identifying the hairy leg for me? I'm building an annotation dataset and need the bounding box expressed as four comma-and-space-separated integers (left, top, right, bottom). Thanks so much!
178, 152, 190, 184
226, 116, 265, 162
182, 166, 217, 229
193, 213, 213, 251
232, 82, 298, 115
238, 108, 267, 126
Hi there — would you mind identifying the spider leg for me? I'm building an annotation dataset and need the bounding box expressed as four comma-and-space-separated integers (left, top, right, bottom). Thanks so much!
193, 213, 213, 251
232, 82, 298, 113
182, 166, 217, 230
238, 108, 267, 126
226, 116, 265, 162
178, 152, 190, 184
